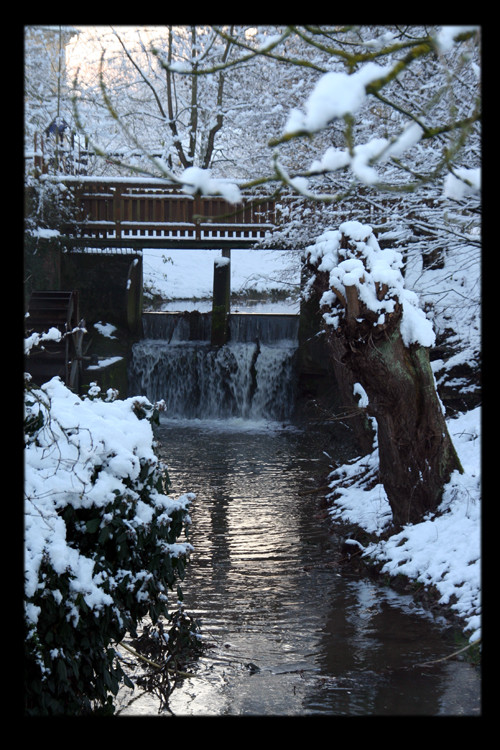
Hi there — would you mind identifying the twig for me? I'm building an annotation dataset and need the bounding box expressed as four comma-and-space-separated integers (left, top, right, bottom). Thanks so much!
417, 637, 481, 667
298, 485, 331, 496
118, 641, 201, 679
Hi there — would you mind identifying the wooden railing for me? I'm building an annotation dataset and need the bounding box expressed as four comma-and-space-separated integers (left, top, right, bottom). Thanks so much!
57, 178, 282, 247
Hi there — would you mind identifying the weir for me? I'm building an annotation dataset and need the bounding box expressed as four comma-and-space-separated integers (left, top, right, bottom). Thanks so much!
141, 311, 300, 343
129, 311, 299, 421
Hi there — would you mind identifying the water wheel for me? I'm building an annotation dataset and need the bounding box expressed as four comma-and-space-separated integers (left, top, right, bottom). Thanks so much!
25, 290, 84, 391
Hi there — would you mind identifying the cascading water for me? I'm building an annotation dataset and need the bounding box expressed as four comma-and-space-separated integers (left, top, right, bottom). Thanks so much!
128, 312, 299, 421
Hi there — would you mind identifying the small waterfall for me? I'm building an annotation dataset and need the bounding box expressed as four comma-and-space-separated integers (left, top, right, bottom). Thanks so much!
228, 313, 299, 343
141, 311, 299, 343
129, 312, 299, 421
142, 311, 212, 342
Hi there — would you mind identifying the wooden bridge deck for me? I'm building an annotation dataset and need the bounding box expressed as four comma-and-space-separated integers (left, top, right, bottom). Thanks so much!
53, 177, 288, 249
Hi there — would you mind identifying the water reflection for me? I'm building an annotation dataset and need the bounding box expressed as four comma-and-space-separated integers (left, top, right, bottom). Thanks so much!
118, 420, 480, 716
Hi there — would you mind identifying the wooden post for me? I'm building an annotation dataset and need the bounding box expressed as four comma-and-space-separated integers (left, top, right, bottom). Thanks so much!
194, 194, 201, 241
114, 183, 123, 241
211, 253, 231, 346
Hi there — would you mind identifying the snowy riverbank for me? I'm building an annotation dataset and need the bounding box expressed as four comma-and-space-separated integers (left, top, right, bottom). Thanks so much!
326, 406, 481, 643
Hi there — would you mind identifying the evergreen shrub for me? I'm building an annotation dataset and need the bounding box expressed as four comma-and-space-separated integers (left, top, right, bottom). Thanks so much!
24, 376, 194, 715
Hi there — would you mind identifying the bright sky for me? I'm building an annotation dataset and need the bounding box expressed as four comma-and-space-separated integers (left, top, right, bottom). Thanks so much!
65, 26, 160, 86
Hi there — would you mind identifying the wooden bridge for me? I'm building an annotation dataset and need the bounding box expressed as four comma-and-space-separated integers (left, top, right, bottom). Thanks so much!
26, 176, 311, 388
49, 176, 291, 249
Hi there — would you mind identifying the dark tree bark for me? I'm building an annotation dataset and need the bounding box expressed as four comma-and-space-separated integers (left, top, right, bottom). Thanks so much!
305, 224, 463, 528
341, 323, 463, 527
299, 262, 375, 454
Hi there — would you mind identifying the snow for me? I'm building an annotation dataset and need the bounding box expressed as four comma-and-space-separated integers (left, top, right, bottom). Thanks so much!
24, 376, 194, 627
25, 326, 64, 355
285, 63, 392, 134
327, 406, 481, 643
142, 246, 300, 312
309, 123, 424, 182
181, 166, 242, 204
308, 125, 430, 187
305, 220, 436, 347
87, 356, 123, 370
94, 321, 117, 339
434, 26, 480, 53
30, 227, 61, 239
443, 168, 481, 200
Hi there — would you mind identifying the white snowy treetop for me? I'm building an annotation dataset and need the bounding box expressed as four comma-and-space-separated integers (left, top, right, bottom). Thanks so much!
305, 220, 435, 348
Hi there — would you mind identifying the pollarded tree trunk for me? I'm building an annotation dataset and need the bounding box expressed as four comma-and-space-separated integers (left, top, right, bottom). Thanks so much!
305, 221, 463, 528
340, 323, 462, 527
299, 262, 375, 454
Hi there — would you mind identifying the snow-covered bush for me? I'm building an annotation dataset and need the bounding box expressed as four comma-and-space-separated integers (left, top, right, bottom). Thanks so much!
24, 375, 194, 715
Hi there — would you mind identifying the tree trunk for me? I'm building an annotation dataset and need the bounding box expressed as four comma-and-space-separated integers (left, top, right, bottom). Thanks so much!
299, 262, 375, 453
340, 325, 463, 527
304, 222, 463, 529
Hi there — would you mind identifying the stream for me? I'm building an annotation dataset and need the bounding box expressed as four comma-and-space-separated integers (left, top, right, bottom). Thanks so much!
117, 417, 481, 716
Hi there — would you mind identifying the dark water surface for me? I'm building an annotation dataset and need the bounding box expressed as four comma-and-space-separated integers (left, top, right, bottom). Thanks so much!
118, 418, 481, 717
